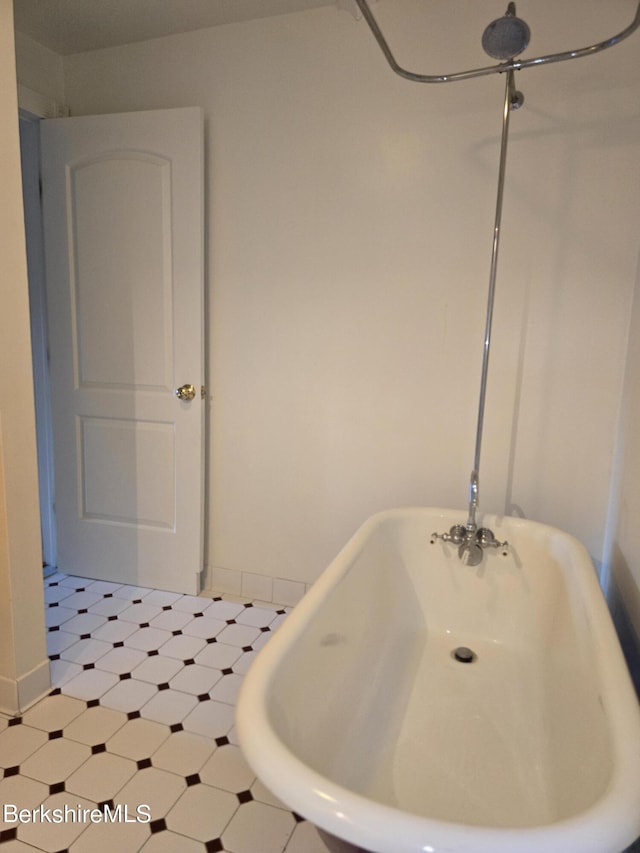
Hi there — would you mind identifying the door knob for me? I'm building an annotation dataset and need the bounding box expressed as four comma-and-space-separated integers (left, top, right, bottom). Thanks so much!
175, 383, 196, 401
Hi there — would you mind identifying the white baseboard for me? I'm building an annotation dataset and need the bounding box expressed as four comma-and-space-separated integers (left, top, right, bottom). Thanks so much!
0, 658, 51, 716
203, 565, 310, 607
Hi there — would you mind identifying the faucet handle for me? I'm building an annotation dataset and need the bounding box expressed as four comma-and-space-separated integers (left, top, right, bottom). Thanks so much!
476, 527, 496, 546
476, 528, 509, 554
430, 524, 467, 545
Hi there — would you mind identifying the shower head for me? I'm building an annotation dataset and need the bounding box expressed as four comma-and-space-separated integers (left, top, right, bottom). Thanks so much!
482, 4, 531, 61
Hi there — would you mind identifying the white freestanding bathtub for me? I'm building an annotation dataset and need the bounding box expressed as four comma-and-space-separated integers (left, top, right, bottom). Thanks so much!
236, 508, 640, 853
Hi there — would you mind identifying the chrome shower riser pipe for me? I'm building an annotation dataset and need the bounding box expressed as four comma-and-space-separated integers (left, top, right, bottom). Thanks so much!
467, 69, 519, 532
354, 0, 640, 85
361, 0, 640, 562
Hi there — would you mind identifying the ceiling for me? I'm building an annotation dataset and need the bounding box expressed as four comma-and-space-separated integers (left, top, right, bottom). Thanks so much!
13, 0, 341, 55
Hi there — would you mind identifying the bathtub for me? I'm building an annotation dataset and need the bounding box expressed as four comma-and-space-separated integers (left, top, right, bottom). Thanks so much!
236, 508, 640, 853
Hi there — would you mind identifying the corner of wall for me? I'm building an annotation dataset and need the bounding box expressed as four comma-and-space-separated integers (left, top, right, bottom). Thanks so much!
606, 565, 640, 698
602, 244, 640, 689
13, 28, 65, 107
0, 0, 51, 714
0, 659, 51, 716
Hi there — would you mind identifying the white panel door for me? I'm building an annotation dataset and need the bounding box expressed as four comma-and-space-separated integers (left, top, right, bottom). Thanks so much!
41, 108, 204, 594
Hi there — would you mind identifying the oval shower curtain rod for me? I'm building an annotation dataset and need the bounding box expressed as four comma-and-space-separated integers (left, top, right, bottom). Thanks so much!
354, 0, 640, 83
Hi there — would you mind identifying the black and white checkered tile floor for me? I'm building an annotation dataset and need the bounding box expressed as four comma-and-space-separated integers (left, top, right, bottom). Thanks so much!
0, 572, 332, 852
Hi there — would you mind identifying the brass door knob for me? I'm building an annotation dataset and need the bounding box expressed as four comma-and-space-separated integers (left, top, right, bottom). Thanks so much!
175, 383, 196, 401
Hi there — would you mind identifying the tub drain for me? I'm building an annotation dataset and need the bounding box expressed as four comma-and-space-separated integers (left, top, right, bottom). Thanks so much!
452, 646, 476, 663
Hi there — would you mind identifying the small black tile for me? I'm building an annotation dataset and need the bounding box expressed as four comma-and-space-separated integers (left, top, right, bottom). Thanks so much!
162, 605, 172, 611
183, 658, 196, 666
50, 653, 61, 661
197, 693, 210, 703
205, 839, 224, 852
49, 582, 59, 587
7, 717, 22, 727
147, 649, 159, 657
80, 633, 91, 640
75, 587, 86, 592
83, 663, 95, 671
243, 603, 254, 609
149, 818, 167, 834
214, 735, 229, 747
225, 619, 236, 625
48, 626, 60, 632
49, 781, 65, 794
205, 637, 217, 644
260, 626, 271, 633
48, 729, 64, 740
91, 743, 107, 754
169, 722, 183, 733
276, 609, 287, 615
212, 596, 222, 602
171, 629, 183, 636
86, 698, 100, 708
221, 668, 233, 676
49, 687, 62, 696
132, 598, 143, 605
113, 641, 125, 648
193, 612, 204, 618
108, 615, 118, 622
158, 682, 170, 691
4, 766, 20, 777
139, 622, 150, 629
242, 646, 252, 653
119, 672, 132, 681
237, 789, 253, 804
0, 828, 18, 843
127, 710, 141, 720
103, 593, 113, 598
48, 602, 59, 608
292, 812, 306, 823
185, 773, 200, 787
137, 757, 152, 770
78, 608, 88, 614
98, 799, 114, 810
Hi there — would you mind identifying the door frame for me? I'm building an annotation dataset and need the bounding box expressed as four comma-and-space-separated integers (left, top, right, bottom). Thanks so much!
19, 93, 207, 588
19, 107, 57, 569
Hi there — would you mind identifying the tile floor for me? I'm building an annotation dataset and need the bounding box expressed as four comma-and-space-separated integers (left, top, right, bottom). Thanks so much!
0, 572, 334, 853
2, 573, 639, 853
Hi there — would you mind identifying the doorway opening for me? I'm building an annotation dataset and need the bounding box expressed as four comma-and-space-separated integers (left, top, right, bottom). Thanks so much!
19, 111, 57, 572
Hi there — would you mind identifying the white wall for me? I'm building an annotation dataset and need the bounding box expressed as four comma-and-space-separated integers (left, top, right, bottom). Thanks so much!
0, 0, 50, 713
59, 0, 640, 591
21, 1, 640, 601
14, 29, 65, 104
